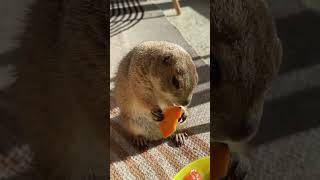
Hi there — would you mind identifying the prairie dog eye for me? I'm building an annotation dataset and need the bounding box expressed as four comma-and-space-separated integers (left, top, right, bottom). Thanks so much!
162, 55, 172, 66
172, 76, 180, 89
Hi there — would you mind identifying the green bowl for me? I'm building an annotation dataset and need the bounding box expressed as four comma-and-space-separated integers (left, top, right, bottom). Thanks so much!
173, 156, 210, 180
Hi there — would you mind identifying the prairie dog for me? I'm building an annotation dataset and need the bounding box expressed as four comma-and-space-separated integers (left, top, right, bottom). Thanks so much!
113, 41, 198, 146
211, 0, 282, 176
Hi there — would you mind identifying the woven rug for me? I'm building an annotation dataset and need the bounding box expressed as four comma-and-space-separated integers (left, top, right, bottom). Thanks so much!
109, 1, 210, 179
110, 99, 210, 179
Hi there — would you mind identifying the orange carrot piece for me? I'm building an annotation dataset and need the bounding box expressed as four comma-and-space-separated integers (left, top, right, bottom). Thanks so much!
159, 106, 183, 138
212, 142, 230, 180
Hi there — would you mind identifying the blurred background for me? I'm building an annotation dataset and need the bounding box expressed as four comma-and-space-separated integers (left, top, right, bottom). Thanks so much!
249, 0, 320, 179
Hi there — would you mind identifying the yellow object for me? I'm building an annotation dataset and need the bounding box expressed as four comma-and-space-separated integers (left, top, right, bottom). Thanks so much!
159, 106, 183, 138
173, 156, 210, 180
212, 142, 230, 180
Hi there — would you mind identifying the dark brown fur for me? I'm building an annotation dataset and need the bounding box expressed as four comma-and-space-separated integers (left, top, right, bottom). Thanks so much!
210, 0, 282, 178
211, 0, 282, 175
8, 0, 107, 179
212, 0, 282, 144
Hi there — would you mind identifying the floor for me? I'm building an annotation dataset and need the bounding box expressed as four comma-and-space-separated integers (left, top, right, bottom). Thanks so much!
152, 0, 210, 65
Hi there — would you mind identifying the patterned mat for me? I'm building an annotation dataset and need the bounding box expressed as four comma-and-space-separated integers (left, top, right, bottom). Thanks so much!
110, 97, 210, 180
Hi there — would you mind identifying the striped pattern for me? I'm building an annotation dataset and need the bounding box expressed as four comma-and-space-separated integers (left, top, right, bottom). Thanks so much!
110, 0, 144, 37
109, 97, 210, 180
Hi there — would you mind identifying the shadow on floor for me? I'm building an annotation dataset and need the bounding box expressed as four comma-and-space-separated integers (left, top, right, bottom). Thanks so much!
154, 0, 210, 20
253, 9, 320, 145
110, 0, 210, 37
255, 85, 320, 145
109, 114, 210, 164
276, 10, 320, 75
110, 0, 144, 37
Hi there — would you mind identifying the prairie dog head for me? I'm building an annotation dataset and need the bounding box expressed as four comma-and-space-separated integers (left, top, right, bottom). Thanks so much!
212, 0, 282, 143
144, 41, 198, 107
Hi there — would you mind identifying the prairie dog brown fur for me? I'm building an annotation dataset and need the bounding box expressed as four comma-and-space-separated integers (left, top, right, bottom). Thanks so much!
211, 0, 282, 177
113, 41, 198, 146
8, 0, 107, 178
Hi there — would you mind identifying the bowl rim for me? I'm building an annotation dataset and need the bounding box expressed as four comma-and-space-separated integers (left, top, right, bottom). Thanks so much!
173, 156, 210, 180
